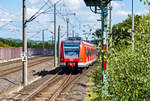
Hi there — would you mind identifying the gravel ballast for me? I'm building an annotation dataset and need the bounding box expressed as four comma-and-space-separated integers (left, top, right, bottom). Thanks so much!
0, 56, 54, 100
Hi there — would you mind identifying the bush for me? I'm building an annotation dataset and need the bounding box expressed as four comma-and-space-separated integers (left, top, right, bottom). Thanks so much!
91, 13, 150, 101
105, 38, 150, 100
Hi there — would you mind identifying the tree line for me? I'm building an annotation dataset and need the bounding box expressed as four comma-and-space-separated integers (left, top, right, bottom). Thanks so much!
0, 37, 54, 49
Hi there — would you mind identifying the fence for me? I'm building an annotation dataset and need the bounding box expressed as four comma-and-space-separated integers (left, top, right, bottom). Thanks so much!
0, 48, 53, 60
28, 48, 53, 56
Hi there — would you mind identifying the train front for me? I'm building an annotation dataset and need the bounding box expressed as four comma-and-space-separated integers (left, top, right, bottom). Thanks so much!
60, 40, 80, 70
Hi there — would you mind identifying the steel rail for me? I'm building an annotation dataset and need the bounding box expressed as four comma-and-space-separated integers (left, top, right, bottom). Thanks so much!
11, 65, 95, 101
0, 56, 42, 67
0, 57, 52, 77
56, 66, 94, 100
49, 74, 72, 101
22, 69, 63, 101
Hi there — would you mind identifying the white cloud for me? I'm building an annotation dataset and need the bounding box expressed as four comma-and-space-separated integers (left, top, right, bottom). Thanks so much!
113, 10, 130, 16
51, 0, 60, 4
111, 1, 131, 24
26, 7, 50, 30
111, 2, 130, 17
0, 9, 13, 27
0, 18, 11, 22
78, 9, 98, 23
27, 8, 38, 17
111, 1, 122, 9
27, 7, 44, 19
64, 0, 84, 10
29, 0, 41, 4
0, 8, 21, 21
50, 0, 84, 10
0, 19, 11, 27
136, 10, 149, 15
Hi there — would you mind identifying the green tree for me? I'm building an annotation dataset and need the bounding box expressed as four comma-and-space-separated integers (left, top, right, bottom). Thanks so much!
112, 15, 142, 46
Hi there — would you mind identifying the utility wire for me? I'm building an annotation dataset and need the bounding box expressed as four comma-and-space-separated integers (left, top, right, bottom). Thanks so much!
0, 8, 21, 20
42, 0, 68, 22
28, 31, 41, 39
26, 0, 51, 23
0, 21, 13, 29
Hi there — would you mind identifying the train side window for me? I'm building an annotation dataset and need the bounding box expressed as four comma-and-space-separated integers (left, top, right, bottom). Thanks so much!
86, 48, 88, 57
90, 49, 91, 56
88, 48, 90, 56
88, 48, 89, 57
93, 49, 94, 55
88, 49, 90, 56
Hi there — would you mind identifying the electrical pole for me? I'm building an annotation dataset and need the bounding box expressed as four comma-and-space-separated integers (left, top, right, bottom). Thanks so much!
54, 4, 57, 67
22, 0, 27, 86
58, 25, 61, 65
52, 34, 53, 51
109, 2, 112, 48
42, 30, 45, 55
66, 18, 69, 39
132, 0, 134, 52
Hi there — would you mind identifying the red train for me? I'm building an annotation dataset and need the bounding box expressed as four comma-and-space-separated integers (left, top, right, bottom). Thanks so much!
59, 37, 97, 70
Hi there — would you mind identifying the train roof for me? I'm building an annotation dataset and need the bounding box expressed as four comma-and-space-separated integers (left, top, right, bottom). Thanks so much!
62, 37, 97, 47
63, 40, 81, 43
62, 40, 97, 47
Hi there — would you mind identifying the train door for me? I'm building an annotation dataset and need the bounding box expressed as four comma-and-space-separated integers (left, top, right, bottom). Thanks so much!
88, 48, 90, 62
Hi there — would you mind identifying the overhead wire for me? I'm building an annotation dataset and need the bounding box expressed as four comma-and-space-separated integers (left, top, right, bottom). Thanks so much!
0, 1, 52, 40
27, 0, 82, 40
42, 0, 68, 22
0, 7, 21, 20
60, 1, 81, 34
26, 0, 51, 23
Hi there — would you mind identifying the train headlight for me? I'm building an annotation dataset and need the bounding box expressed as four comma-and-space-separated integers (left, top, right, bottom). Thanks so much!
79, 58, 83, 61
61, 58, 64, 61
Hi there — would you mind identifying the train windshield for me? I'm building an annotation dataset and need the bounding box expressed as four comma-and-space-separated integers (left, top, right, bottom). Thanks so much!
64, 42, 80, 58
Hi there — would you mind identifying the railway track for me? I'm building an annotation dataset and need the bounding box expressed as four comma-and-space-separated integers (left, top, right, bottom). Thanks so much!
11, 66, 93, 101
0, 56, 43, 67
0, 57, 53, 77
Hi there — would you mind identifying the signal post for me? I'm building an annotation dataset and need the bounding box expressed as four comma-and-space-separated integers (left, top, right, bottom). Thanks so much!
84, 0, 112, 96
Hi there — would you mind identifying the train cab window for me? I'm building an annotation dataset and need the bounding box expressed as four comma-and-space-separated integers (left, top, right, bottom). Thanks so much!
64, 48, 79, 59
64, 42, 80, 59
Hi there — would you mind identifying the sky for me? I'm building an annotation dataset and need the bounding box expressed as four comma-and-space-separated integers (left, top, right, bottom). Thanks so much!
0, 0, 149, 41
